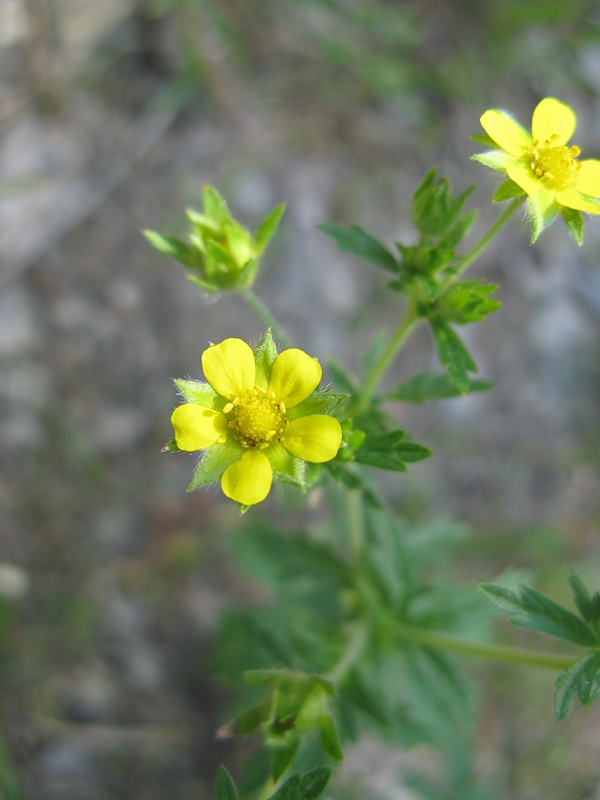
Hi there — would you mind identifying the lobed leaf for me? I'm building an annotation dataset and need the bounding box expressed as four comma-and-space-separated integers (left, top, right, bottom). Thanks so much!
554, 650, 600, 721
478, 583, 595, 646
384, 370, 492, 403
318, 223, 398, 273
430, 321, 477, 394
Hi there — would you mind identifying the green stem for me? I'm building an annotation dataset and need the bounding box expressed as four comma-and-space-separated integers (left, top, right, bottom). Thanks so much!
440, 198, 520, 290
357, 300, 420, 414
238, 288, 293, 348
393, 621, 574, 670
324, 621, 370, 684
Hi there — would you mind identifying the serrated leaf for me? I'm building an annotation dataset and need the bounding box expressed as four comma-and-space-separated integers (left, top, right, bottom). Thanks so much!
479, 583, 595, 646
256, 203, 286, 251
299, 766, 332, 799
554, 650, 600, 721
384, 370, 492, 403
431, 321, 477, 393
143, 230, 199, 267
561, 207, 584, 247
215, 766, 239, 800
354, 430, 431, 471
318, 223, 398, 273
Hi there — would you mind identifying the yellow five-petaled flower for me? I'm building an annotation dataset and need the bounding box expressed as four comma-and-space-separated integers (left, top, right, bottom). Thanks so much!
171, 337, 342, 508
473, 97, 600, 241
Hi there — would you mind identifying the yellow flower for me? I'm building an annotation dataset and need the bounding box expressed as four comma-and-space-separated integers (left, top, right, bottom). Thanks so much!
473, 97, 600, 241
170, 336, 343, 508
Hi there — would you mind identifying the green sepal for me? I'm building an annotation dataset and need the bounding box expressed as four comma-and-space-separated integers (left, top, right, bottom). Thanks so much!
204, 239, 243, 283
143, 230, 200, 268
492, 178, 526, 204
554, 651, 600, 721
528, 195, 559, 243
237, 257, 260, 288
187, 440, 242, 491
561, 207, 584, 246
471, 150, 510, 171
270, 737, 300, 782
256, 203, 286, 252
173, 379, 220, 408
215, 766, 239, 800
478, 582, 596, 647
354, 430, 431, 471
383, 370, 492, 403
162, 438, 180, 453
318, 223, 398, 273
319, 714, 343, 761
202, 184, 231, 221
236, 700, 272, 735
186, 274, 220, 293
288, 388, 348, 421
252, 329, 279, 388
269, 443, 307, 491
430, 320, 477, 394
470, 133, 497, 147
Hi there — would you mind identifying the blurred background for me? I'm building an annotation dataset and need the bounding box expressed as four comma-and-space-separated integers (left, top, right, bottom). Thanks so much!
2, 0, 600, 797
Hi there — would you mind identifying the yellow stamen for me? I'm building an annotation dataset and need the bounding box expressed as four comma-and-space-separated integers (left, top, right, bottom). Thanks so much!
528, 137, 581, 189
225, 386, 286, 448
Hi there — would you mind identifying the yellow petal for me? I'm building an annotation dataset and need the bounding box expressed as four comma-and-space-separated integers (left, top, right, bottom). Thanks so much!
480, 110, 531, 156
202, 338, 255, 400
532, 98, 576, 145
283, 415, 342, 463
575, 160, 600, 198
171, 404, 228, 451
556, 189, 600, 214
506, 164, 544, 197
269, 348, 322, 408
221, 450, 272, 505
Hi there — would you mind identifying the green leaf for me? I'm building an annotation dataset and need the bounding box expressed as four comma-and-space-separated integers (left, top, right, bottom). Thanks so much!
256, 203, 286, 251
568, 570, 600, 626
492, 179, 526, 204
411, 169, 475, 239
215, 766, 239, 800
354, 430, 431, 471
202, 184, 231, 221
319, 715, 343, 761
554, 650, 600, 721
143, 230, 199, 268
318, 223, 398, 273
186, 274, 219, 292
384, 370, 492, 403
299, 767, 332, 800
269, 774, 302, 800
478, 583, 595, 646
561, 207, 584, 247
430, 321, 477, 394
325, 462, 382, 508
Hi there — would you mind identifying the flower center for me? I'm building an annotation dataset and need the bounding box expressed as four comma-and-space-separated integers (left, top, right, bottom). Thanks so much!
223, 387, 287, 449
528, 134, 581, 189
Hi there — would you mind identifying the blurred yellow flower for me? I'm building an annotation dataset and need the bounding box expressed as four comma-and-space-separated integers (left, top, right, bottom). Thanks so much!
473, 97, 600, 241
171, 337, 342, 508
